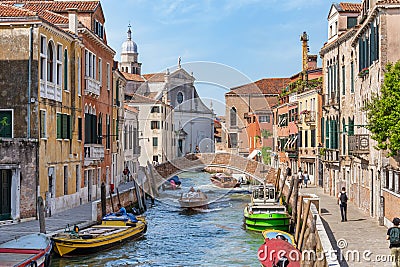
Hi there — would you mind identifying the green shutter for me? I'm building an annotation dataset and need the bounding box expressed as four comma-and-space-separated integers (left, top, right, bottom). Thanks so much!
61, 114, 68, 139
326, 119, 330, 148
0, 111, 12, 138
57, 113, 62, 139
68, 115, 72, 140
321, 117, 324, 145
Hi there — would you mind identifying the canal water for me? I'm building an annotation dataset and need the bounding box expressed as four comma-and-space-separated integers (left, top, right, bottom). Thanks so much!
51, 171, 263, 266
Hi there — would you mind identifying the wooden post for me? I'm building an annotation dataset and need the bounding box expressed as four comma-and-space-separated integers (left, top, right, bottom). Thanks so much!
116, 187, 121, 206
298, 199, 312, 250
286, 177, 295, 205
291, 177, 299, 234
295, 195, 304, 243
101, 182, 106, 218
109, 190, 114, 212
141, 183, 147, 212
38, 196, 46, 234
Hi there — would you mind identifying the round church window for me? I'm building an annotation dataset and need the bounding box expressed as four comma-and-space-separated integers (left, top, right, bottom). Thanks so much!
177, 92, 184, 104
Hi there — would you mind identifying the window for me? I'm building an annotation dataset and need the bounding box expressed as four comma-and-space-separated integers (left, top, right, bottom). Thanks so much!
85, 50, 96, 79
151, 121, 160, 130
78, 117, 82, 141
85, 112, 97, 144
40, 36, 46, 80
347, 17, 357, 29
0, 110, 12, 138
57, 113, 71, 139
311, 129, 316, 147
259, 115, 270, 123
151, 106, 160, 113
47, 43, 54, 82
98, 58, 102, 83
106, 63, 110, 90
106, 114, 110, 149
342, 65, 345, 95
230, 107, 237, 126
124, 126, 128, 150
152, 137, 158, 147
77, 57, 81, 95
97, 114, 102, 144
153, 155, 159, 163
94, 19, 104, 39
298, 131, 302, 148
63, 49, 68, 90
228, 133, 238, 148
350, 61, 354, 93
40, 110, 46, 138
305, 130, 309, 148
64, 165, 68, 195
177, 92, 183, 104
56, 44, 62, 86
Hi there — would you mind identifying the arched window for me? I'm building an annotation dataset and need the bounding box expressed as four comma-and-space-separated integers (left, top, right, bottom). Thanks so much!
47, 43, 54, 82
230, 107, 237, 127
177, 92, 184, 104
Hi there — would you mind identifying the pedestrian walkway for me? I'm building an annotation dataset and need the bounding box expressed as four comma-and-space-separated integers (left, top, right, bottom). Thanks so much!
302, 186, 392, 267
0, 181, 139, 245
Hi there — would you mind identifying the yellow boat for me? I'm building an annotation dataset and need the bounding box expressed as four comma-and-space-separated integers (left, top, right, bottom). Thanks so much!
51, 214, 147, 257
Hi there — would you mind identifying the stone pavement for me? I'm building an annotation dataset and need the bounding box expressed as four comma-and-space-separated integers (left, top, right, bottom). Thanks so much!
0, 181, 138, 245
301, 186, 392, 267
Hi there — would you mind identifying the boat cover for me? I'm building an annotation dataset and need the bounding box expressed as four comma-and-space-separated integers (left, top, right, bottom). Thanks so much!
102, 213, 138, 222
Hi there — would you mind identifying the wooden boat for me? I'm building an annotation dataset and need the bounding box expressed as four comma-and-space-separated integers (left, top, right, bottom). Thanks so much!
244, 184, 290, 232
51, 213, 147, 257
262, 229, 296, 247
258, 237, 301, 267
0, 233, 52, 267
178, 189, 208, 208
210, 173, 240, 188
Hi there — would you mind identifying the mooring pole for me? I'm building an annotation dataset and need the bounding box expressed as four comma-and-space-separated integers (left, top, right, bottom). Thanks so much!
38, 196, 46, 234
101, 182, 106, 218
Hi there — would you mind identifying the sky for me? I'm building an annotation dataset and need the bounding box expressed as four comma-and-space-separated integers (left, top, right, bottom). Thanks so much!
101, 0, 360, 115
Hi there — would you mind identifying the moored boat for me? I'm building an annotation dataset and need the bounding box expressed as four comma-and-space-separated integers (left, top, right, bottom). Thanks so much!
0, 233, 52, 267
178, 188, 208, 209
244, 184, 290, 232
262, 229, 296, 247
210, 173, 240, 188
162, 175, 182, 190
258, 238, 301, 267
51, 213, 147, 257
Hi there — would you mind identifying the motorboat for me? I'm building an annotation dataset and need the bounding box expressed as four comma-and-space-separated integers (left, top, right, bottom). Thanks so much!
258, 233, 300, 267
262, 229, 296, 247
0, 233, 52, 267
51, 213, 147, 257
210, 173, 240, 188
244, 184, 290, 232
178, 189, 208, 209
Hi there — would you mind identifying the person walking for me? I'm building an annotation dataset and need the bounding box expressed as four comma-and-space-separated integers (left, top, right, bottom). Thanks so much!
387, 217, 400, 267
303, 171, 309, 188
297, 168, 303, 188
286, 163, 292, 181
337, 187, 348, 222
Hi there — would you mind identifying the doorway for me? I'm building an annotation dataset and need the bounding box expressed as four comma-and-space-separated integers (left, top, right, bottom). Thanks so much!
0, 169, 12, 220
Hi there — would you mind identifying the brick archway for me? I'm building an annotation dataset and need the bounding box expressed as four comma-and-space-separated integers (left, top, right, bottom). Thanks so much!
152, 153, 277, 188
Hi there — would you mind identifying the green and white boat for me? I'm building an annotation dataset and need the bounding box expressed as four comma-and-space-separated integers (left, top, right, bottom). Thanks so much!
243, 184, 290, 232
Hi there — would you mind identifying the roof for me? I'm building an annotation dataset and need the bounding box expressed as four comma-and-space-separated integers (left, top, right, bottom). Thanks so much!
338, 2, 362, 12
0, 1, 100, 13
39, 10, 68, 24
227, 78, 291, 95
128, 93, 163, 104
121, 72, 145, 82
124, 104, 138, 113
377, 0, 400, 4
143, 73, 165, 82
0, 3, 36, 16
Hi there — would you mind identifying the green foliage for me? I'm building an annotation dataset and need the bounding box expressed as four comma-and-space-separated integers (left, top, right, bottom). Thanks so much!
261, 130, 272, 139
261, 146, 272, 164
364, 61, 400, 156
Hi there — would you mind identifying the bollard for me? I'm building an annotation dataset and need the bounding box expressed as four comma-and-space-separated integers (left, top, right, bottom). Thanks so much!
101, 183, 106, 218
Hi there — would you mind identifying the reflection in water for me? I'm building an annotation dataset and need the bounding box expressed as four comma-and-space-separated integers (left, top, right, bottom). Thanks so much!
51, 172, 263, 267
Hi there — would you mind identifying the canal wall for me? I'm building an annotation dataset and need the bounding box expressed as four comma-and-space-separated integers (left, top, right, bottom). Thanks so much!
282, 178, 340, 267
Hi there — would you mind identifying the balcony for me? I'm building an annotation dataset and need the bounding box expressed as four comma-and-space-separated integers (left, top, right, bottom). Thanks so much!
84, 77, 101, 96
323, 148, 339, 163
348, 134, 369, 154
323, 92, 339, 107
299, 111, 316, 125
40, 80, 62, 102
84, 144, 104, 162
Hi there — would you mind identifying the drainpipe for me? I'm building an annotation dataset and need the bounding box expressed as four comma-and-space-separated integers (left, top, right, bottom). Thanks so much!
28, 25, 33, 139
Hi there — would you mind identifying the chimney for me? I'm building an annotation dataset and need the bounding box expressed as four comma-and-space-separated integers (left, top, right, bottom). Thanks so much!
67, 8, 78, 34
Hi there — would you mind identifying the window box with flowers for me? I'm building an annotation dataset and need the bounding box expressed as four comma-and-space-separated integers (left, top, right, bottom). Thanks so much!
358, 67, 369, 78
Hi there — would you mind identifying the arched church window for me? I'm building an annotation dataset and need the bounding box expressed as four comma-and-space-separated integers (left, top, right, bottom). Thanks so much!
230, 107, 237, 126
177, 92, 184, 104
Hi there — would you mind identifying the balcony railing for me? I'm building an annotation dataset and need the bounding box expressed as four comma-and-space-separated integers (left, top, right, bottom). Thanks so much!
348, 134, 369, 154
323, 148, 339, 162
40, 80, 62, 102
324, 92, 339, 106
84, 144, 104, 160
84, 77, 101, 96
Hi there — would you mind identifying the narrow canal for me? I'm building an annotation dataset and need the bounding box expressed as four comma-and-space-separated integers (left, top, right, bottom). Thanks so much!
51, 171, 263, 266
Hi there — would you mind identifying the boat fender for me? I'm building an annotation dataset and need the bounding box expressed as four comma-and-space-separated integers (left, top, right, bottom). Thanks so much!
73, 225, 79, 233
28, 261, 37, 267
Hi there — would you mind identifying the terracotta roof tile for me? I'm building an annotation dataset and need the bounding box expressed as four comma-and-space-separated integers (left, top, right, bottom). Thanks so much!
227, 78, 291, 95
339, 2, 362, 12
0, 3, 36, 17
124, 104, 138, 113
39, 9, 68, 24
143, 72, 165, 82
121, 72, 145, 82
0, 1, 99, 13
377, 0, 400, 4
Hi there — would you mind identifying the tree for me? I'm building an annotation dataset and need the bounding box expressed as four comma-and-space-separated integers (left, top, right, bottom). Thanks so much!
364, 61, 400, 156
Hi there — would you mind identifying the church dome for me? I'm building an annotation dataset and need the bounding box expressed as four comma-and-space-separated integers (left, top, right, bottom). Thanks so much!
121, 26, 137, 53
